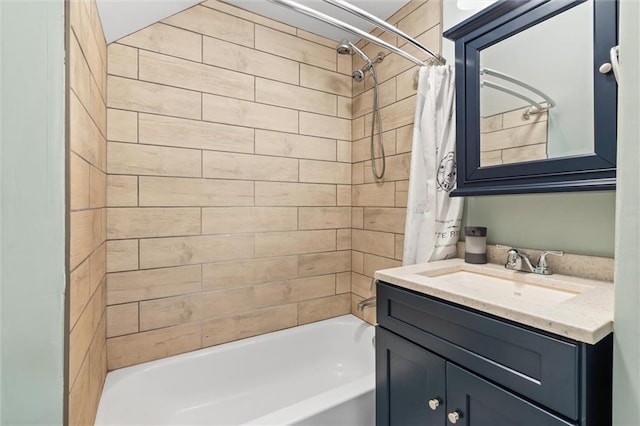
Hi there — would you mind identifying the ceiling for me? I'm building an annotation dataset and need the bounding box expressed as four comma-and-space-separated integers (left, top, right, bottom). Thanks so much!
96, 0, 411, 44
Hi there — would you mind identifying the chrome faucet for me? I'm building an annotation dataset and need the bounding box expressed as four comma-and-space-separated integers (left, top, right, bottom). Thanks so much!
505, 248, 564, 275
357, 279, 378, 311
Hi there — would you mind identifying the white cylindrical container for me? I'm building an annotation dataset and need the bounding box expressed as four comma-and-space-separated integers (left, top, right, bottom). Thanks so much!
465, 226, 487, 264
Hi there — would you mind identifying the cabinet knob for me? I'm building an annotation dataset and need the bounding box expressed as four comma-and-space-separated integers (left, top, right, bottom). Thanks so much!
427, 398, 441, 410
448, 410, 462, 424
599, 62, 613, 74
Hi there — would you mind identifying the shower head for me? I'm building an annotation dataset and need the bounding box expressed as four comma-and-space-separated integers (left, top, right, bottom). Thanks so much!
335, 40, 386, 83
335, 39, 372, 66
336, 38, 352, 55
352, 69, 366, 83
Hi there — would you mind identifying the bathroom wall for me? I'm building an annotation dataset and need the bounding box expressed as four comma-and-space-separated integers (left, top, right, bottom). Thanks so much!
105, 0, 354, 369
1, 1, 66, 423
350, 0, 442, 324
68, 0, 108, 423
613, 0, 640, 422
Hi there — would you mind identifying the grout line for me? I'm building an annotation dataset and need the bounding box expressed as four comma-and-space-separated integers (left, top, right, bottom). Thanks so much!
251, 23, 256, 50
252, 129, 256, 155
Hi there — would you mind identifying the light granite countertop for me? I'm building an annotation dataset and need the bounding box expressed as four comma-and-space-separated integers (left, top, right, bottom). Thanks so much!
374, 258, 614, 344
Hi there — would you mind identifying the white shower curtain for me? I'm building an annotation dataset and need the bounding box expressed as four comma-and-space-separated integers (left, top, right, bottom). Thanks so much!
402, 66, 463, 265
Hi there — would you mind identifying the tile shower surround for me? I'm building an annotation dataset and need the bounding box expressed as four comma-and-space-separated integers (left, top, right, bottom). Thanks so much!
68, 0, 108, 424
102, 0, 441, 369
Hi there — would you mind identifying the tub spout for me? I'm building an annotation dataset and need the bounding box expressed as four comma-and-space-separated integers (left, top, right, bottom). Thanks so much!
357, 296, 376, 312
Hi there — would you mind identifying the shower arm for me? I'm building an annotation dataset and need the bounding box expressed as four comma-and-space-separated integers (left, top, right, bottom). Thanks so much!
321, 0, 445, 65
348, 41, 373, 68
267, 0, 434, 67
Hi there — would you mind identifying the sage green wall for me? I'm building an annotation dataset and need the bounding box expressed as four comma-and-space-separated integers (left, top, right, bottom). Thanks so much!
462, 192, 616, 257
0, 1, 66, 424
0, 0, 3, 420
613, 0, 640, 423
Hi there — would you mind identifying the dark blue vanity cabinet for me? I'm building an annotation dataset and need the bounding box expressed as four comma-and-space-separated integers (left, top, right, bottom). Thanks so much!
375, 282, 613, 426
377, 328, 447, 425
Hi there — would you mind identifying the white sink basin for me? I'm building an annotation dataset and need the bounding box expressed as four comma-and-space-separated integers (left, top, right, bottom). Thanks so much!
374, 258, 614, 344
419, 268, 579, 306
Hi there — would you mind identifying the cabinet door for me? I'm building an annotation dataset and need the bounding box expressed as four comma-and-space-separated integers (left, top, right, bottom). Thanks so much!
446, 363, 576, 426
376, 327, 446, 426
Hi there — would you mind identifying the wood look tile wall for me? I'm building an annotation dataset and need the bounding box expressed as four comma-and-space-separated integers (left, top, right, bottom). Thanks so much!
101, 0, 442, 371
68, 0, 107, 424
105, 0, 354, 370
350, 0, 441, 324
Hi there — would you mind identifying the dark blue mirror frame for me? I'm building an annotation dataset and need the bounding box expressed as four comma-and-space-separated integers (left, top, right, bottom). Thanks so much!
444, 0, 618, 196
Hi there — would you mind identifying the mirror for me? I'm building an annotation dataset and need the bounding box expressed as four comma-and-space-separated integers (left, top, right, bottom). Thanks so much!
444, 0, 617, 195
479, 1, 593, 167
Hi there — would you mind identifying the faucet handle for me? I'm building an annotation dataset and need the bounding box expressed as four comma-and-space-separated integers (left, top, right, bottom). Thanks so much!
538, 250, 564, 271
505, 248, 523, 270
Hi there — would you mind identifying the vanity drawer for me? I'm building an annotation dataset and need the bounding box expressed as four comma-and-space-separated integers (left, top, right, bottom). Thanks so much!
377, 282, 580, 420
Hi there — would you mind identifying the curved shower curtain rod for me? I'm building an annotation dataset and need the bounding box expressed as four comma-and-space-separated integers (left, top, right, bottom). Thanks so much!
266, 0, 446, 66
481, 67, 556, 108
480, 67, 556, 119
321, 0, 444, 63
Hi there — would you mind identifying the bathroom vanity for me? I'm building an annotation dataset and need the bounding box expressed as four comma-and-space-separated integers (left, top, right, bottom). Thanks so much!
374, 260, 614, 426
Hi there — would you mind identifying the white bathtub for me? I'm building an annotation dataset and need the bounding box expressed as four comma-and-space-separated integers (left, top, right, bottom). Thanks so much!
95, 315, 375, 425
